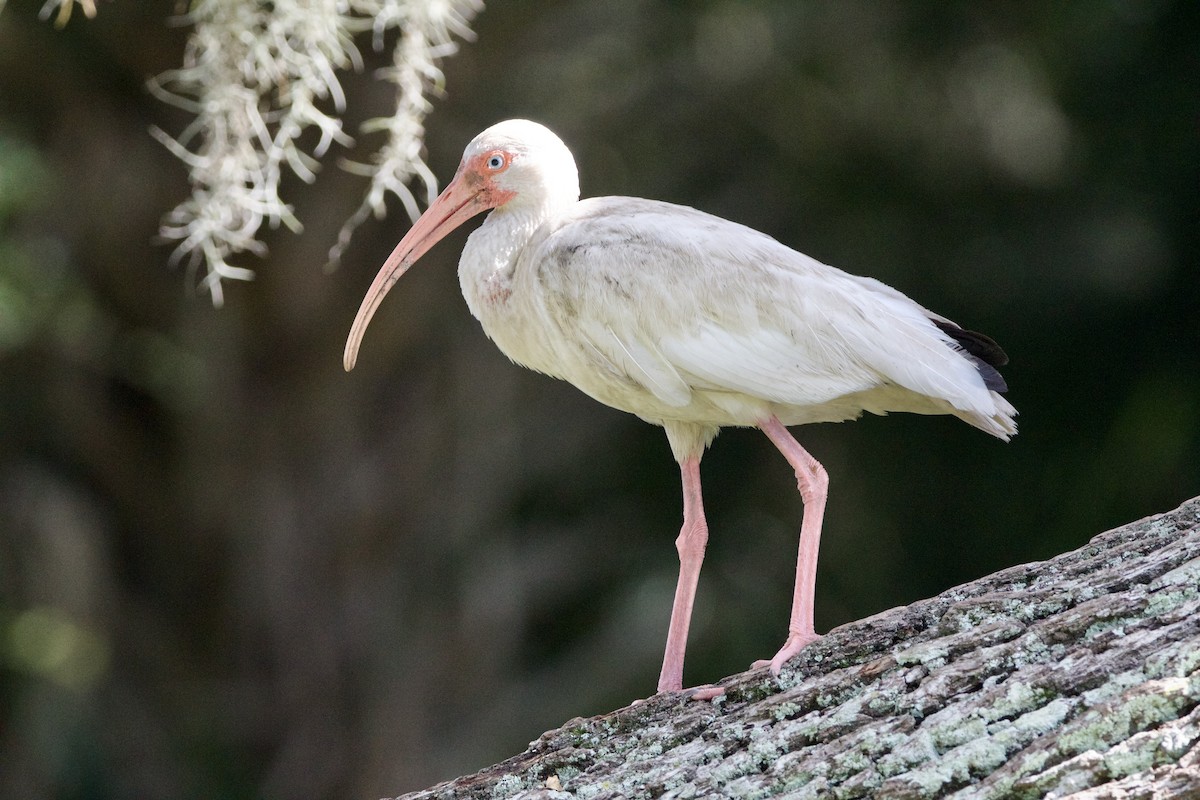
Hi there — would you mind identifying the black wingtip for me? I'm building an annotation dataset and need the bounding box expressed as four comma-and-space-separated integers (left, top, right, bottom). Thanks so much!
932, 319, 1010, 393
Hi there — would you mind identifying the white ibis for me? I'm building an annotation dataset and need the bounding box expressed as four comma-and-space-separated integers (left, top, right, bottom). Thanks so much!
344, 120, 1016, 695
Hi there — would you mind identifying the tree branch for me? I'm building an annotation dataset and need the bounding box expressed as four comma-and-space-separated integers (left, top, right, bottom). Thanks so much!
395, 496, 1200, 799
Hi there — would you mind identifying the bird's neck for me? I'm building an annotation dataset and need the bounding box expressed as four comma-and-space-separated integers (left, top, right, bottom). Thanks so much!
458, 203, 552, 319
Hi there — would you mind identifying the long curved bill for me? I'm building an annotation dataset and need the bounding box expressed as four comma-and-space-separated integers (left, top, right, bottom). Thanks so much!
343, 173, 491, 371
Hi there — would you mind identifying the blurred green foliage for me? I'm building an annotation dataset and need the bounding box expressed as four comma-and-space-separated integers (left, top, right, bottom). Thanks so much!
0, 1, 1197, 799
0, 132, 52, 351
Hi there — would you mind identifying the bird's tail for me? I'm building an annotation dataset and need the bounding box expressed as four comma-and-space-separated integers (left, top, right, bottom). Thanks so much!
960, 391, 1018, 441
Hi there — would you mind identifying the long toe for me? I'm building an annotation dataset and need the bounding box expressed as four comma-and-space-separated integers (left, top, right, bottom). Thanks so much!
752, 631, 822, 675
686, 684, 726, 701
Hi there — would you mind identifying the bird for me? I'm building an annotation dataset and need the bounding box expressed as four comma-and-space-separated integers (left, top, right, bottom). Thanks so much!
344, 119, 1016, 696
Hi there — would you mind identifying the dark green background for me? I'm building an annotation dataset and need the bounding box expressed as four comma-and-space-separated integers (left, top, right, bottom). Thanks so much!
1, 1, 1196, 797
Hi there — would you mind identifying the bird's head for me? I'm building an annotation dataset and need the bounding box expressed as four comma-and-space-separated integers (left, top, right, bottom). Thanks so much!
343, 120, 579, 371
460, 119, 580, 214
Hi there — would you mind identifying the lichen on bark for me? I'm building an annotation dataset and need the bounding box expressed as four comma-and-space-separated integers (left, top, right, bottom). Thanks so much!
393, 496, 1200, 799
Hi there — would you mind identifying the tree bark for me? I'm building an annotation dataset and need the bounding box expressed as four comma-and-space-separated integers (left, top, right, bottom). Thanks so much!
395, 496, 1200, 799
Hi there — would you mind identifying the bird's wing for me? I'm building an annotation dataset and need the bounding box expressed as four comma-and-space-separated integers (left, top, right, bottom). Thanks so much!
528, 197, 997, 416
575, 318, 695, 408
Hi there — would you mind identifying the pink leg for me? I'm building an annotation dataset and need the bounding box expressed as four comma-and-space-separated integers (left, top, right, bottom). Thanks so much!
657, 456, 708, 693
755, 415, 828, 675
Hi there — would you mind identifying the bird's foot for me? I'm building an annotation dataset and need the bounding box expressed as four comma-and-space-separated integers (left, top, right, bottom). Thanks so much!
684, 684, 725, 701
752, 630, 822, 675
653, 683, 725, 701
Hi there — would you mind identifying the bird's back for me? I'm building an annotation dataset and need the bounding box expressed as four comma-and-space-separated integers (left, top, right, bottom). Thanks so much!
473, 196, 1015, 439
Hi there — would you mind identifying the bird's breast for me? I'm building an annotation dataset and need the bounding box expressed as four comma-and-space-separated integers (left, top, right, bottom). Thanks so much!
458, 219, 565, 374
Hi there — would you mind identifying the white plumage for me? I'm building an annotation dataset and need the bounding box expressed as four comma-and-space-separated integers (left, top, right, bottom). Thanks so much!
345, 119, 1016, 696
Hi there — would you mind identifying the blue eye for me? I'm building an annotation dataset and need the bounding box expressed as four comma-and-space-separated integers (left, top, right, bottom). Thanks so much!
487, 153, 506, 170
